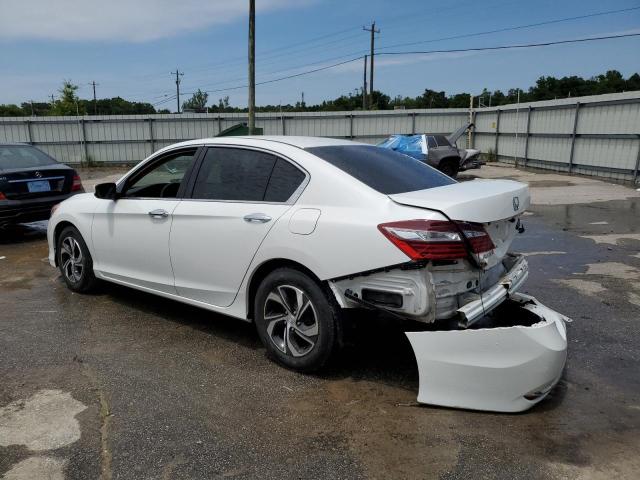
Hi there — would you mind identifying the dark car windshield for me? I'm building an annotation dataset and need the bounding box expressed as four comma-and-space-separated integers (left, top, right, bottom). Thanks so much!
306, 145, 456, 195
0, 145, 57, 170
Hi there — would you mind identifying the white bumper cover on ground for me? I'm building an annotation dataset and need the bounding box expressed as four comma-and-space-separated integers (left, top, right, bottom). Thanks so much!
406, 293, 569, 413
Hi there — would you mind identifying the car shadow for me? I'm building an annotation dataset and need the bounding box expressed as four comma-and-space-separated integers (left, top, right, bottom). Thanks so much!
93, 281, 420, 390
0, 222, 48, 245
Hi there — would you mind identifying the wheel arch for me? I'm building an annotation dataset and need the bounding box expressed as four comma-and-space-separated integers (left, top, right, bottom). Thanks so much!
246, 258, 324, 321
52, 220, 77, 266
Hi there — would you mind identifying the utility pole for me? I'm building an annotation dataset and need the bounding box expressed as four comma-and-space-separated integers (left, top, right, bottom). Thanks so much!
171, 69, 184, 113
30, 100, 34, 116
248, 0, 256, 134
363, 22, 380, 108
301, 92, 305, 108
88, 81, 99, 115
50, 94, 55, 104
362, 55, 367, 110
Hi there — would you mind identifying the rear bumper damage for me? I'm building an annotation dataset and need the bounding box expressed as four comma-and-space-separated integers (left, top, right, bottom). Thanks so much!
406, 293, 569, 412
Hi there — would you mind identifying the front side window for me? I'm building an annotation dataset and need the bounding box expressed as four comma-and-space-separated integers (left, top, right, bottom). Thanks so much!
434, 135, 451, 147
192, 148, 305, 202
124, 149, 196, 198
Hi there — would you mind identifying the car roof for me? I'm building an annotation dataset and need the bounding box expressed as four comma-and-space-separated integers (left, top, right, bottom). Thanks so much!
163, 136, 370, 151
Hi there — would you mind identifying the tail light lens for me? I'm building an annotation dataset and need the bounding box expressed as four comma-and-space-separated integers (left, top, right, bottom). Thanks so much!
378, 219, 495, 261
71, 174, 84, 192
0, 191, 6, 200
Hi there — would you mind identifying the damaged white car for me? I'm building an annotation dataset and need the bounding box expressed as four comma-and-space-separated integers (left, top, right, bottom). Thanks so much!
47, 136, 569, 412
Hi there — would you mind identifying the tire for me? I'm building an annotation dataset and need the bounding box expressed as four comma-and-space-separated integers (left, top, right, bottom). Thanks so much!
439, 160, 459, 178
57, 226, 98, 293
254, 267, 340, 372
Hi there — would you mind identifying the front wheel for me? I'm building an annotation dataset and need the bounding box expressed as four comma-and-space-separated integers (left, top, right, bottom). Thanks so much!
57, 226, 98, 293
439, 160, 459, 178
254, 268, 340, 372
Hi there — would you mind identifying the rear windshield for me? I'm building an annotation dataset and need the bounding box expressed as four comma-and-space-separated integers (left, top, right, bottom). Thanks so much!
0, 145, 57, 169
307, 145, 456, 194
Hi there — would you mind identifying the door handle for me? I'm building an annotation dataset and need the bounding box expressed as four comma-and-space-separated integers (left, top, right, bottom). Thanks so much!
148, 208, 169, 219
243, 213, 272, 223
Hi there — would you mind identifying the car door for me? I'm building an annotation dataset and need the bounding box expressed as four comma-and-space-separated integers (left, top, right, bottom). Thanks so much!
91, 148, 200, 294
170, 146, 308, 307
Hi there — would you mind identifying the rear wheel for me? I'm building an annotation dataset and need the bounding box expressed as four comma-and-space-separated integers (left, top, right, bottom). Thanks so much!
254, 268, 339, 372
57, 226, 98, 293
439, 159, 459, 178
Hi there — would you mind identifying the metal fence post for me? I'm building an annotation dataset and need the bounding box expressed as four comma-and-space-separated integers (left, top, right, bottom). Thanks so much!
494, 109, 500, 159
80, 117, 88, 164
568, 102, 581, 173
523, 106, 532, 166
217, 116, 222, 135
281, 114, 286, 135
25, 119, 33, 145
411, 112, 416, 135
633, 134, 640, 184
349, 113, 354, 139
148, 117, 155, 154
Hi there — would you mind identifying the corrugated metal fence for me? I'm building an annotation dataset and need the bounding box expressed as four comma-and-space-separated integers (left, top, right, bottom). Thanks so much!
1, 91, 639, 183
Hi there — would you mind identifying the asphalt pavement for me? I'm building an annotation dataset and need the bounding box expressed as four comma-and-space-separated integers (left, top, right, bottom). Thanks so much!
1, 164, 639, 479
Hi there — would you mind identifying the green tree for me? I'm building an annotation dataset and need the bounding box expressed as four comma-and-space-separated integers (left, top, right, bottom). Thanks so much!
182, 89, 209, 112
52, 80, 84, 115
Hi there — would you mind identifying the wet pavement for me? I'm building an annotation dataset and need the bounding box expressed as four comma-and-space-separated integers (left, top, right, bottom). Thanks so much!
1, 164, 639, 479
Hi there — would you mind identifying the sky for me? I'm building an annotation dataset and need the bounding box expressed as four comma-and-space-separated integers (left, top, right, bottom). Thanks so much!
1, 0, 639, 110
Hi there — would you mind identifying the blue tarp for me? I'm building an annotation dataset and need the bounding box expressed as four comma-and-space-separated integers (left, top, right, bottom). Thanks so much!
377, 135, 426, 160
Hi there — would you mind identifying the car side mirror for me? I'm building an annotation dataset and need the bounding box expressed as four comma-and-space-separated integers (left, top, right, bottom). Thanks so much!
94, 182, 118, 200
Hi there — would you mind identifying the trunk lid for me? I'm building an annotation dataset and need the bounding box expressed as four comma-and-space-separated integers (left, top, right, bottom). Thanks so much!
389, 179, 529, 268
0, 164, 75, 200
388, 179, 529, 223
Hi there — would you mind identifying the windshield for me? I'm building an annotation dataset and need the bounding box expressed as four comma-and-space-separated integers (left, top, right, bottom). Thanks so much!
0, 145, 57, 170
307, 145, 456, 195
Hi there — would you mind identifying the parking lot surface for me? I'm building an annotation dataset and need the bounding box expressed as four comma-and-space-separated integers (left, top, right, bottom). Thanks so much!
1, 164, 639, 479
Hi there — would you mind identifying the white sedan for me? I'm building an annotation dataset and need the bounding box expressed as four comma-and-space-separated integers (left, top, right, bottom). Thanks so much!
47, 136, 569, 412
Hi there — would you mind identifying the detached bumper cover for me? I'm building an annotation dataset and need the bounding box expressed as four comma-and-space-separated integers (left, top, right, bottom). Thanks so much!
406, 293, 569, 412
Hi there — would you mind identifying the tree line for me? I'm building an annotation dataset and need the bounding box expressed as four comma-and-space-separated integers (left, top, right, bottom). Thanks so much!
1, 70, 638, 117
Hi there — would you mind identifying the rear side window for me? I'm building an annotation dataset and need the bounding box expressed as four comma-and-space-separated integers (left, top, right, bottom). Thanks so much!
0, 145, 57, 169
264, 159, 306, 202
192, 148, 305, 202
307, 145, 455, 195
193, 148, 275, 201
434, 135, 451, 147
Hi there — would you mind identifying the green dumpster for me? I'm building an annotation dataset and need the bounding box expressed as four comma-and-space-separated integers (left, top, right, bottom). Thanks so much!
216, 123, 263, 136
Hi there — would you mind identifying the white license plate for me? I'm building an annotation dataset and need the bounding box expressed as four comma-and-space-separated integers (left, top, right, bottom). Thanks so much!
27, 180, 51, 193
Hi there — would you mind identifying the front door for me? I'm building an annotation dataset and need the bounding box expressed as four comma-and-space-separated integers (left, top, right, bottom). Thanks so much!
91, 148, 198, 294
170, 146, 307, 307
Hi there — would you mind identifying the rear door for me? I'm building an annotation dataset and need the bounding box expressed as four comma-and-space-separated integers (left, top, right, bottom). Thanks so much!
170, 146, 307, 307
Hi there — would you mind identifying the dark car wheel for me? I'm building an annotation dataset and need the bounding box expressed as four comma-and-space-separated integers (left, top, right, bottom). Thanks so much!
439, 160, 459, 178
57, 226, 98, 293
254, 268, 340, 372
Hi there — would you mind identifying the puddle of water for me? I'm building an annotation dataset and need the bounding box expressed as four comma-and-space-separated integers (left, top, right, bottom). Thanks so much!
531, 198, 640, 235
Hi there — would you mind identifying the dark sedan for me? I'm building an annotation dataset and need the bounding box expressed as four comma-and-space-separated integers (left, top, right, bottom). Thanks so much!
0, 143, 83, 226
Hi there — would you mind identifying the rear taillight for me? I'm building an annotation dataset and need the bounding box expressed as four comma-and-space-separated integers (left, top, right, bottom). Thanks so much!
71, 174, 84, 192
378, 219, 495, 261
0, 191, 6, 201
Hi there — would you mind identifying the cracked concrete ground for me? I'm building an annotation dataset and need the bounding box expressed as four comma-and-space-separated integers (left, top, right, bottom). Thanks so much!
1, 163, 639, 479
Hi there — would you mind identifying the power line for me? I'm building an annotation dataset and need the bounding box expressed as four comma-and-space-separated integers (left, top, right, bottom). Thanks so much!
378, 32, 640, 56
177, 32, 640, 97
376, 6, 640, 51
